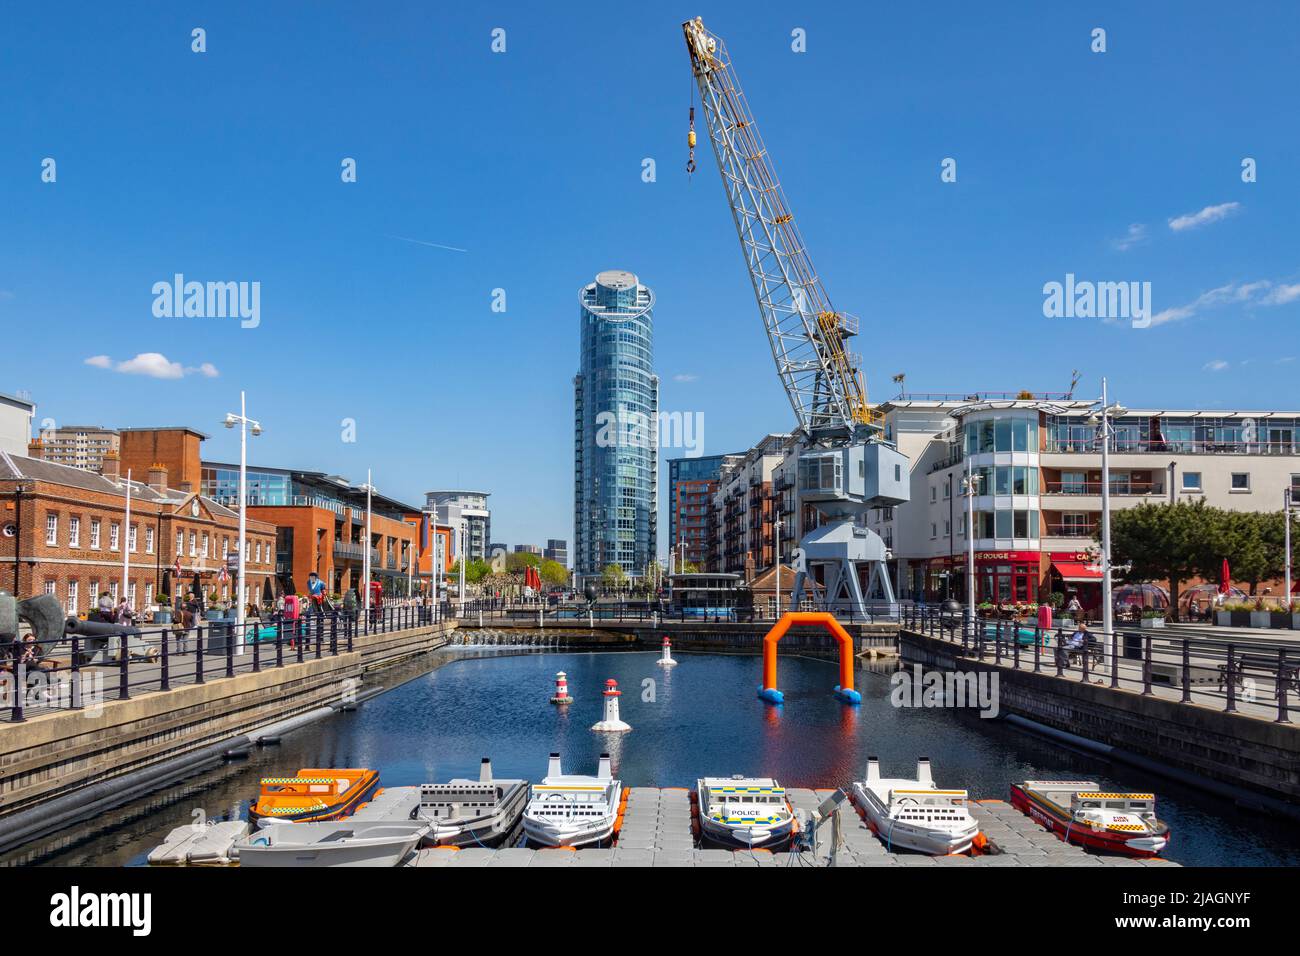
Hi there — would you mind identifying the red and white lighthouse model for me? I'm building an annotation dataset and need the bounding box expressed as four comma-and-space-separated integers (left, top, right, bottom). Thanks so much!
657, 636, 677, 667
590, 678, 632, 732
550, 671, 573, 705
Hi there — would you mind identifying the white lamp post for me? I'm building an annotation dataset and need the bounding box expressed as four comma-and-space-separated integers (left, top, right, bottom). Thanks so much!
121, 468, 132, 614
1087, 378, 1126, 640
774, 515, 782, 619
1285, 488, 1293, 610
960, 466, 981, 636
223, 392, 262, 653
358, 470, 374, 613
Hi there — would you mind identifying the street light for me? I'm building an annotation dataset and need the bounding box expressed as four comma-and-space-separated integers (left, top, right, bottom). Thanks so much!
960, 466, 982, 637
1086, 378, 1126, 639
223, 391, 262, 652
1286, 488, 1294, 610
357, 470, 375, 614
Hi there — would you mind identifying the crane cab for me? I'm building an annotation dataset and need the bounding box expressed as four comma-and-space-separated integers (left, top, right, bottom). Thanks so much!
797, 443, 909, 513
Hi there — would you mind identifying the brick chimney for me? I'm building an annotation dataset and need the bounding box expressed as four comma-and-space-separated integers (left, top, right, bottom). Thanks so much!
147, 462, 169, 493
101, 451, 120, 481
26, 438, 43, 460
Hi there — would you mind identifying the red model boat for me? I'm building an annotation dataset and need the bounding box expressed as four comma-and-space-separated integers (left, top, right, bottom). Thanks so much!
1010, 781, 1170, 857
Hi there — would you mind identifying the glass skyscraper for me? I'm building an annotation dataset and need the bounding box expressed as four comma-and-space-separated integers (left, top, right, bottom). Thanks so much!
574, 270, 659, 584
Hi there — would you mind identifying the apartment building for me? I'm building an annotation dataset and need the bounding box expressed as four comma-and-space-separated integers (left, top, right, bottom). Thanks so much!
667, 453, 741, 569
869, 395, 1300, 613
33, 425, 119, 472
708, 434, 790, 577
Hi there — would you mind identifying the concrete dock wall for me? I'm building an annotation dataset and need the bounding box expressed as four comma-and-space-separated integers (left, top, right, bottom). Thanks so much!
900, 628, 1300, 805
0, 621, 457, 821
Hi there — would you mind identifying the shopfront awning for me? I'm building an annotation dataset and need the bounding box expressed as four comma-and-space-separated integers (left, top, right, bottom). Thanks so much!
1052, 561, 1103, 583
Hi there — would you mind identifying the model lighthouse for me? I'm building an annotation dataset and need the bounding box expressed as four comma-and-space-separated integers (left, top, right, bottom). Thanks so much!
590, 678, 632, 732
550, 671, 573, 705
656, 636, 677, 667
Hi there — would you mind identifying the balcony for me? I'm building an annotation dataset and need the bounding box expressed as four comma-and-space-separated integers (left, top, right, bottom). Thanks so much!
1043, 480, 1165, 497
333, 540, 364, 560
1044, 523, 1097, 539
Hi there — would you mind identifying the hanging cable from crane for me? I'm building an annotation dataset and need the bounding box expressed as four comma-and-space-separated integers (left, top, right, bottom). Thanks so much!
687, 106, 697, 175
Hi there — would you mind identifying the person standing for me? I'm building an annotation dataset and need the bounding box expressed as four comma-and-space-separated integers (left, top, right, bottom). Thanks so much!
307, 572, 326, 617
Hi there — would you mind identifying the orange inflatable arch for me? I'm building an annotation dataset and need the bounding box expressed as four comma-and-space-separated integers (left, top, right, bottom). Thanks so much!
758, 612, 860, 704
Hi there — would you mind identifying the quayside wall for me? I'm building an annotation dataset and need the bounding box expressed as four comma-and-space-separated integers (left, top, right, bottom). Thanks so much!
900, 628, 1300, 808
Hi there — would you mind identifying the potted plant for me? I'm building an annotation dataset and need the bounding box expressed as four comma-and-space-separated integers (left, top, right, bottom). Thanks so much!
153, 594, 172, 625
1139, 607, 1166, 629
1250, 597, 1271, 629
1291, 601, 1300, 631
1269, 602, 1291, 630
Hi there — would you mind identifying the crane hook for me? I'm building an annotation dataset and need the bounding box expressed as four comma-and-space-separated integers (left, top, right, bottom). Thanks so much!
687, 106, 697, 175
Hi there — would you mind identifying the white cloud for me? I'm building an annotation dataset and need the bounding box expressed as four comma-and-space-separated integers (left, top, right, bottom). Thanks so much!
1149, 277, 1298, 327
84, 352, 218, 380
1203, 359, 1229, 372
1168, 202, 1240, 232
1111, 223, 1148, 252
673, 373, 699, 382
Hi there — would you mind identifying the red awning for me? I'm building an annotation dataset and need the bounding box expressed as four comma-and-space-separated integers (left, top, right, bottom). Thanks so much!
1052, 561, 1103, 583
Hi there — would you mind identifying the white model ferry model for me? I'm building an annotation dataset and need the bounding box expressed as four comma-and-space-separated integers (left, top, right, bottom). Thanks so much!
696, 775, 795, 850
417, 757, 529, 847
521, 752, 622, 848
851, 757, 979, 855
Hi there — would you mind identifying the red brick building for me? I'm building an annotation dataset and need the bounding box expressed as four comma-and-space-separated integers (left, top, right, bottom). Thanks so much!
1, 449, 276, 613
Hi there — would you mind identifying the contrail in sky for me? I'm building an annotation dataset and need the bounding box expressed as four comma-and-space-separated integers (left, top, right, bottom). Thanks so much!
384, 234, 468, 253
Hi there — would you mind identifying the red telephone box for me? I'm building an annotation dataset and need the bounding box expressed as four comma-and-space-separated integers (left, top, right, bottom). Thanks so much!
368, 581, 383, 608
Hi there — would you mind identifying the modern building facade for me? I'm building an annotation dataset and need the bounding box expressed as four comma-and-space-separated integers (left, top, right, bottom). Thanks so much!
544, 538, 568, 567
708, 435, 790, 577
426, 491, 491, 563
0, 392, 35, 459
573, 270, 659, 585
868, 395, 1300, 614
33, 424, 119, 472
219, 467, 420, 599
667, 453, 741, 569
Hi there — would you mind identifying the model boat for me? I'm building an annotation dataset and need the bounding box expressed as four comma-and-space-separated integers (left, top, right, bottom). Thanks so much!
521, 752, 622, 848
850, 757, 979, 855
417, 757, 529, 847
1011, 781, 1169, 857
147, 820, 250, 866
696, 776, 795, 850
248, 768, 380, 825
235, 819, 428, 867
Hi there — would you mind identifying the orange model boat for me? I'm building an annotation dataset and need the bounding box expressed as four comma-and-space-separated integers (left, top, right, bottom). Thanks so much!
248, 769, 380, 825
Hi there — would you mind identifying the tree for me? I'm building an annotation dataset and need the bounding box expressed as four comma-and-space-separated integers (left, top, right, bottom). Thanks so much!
679, 561, 701, 574
1106, 500, 1220, 621
505, 552, 541, 573
601, 563, 626, 592
539, 559, 570, 587
449, 558, 492, 584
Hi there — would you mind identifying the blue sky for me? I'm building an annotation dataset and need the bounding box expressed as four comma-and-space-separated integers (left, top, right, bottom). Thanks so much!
3, 1, 1297, 554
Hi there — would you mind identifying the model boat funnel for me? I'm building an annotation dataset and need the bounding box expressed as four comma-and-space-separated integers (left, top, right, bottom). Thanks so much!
480, 757, 493, 783
865, 756, 880, 783
597, 753, 612, 779
547, 753, 562, 778
917, 757, 933, 786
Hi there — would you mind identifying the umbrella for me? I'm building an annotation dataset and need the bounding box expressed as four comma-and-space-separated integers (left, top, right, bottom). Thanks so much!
161, 570, 173, 602
262, 579, 275, 605
1219, 558, 1231, 596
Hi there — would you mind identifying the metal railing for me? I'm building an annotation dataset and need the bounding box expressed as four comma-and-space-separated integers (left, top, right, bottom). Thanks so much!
451, 599, 886, 625
901, 604, 1297, 723
2, 603, 446, 722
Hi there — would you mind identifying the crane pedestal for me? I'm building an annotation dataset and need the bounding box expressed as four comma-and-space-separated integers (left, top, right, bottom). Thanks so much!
789, 520, 897, 621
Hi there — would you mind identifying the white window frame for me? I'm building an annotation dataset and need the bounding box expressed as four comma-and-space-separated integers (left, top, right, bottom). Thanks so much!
90, 519, 101, 549
128, 524, 138, 553
68, 516, 80, 548
45, 514, 58, 546
1229, 472, 1250, 493
145, 526, 155, 554
110, 522, 121, 552
1182, 472, 1202, 492
67, 579, 79, 614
